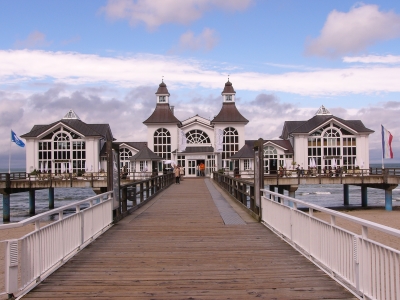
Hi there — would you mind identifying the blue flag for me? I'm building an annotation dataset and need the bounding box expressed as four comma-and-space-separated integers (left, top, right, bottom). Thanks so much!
11, 130, 25, 148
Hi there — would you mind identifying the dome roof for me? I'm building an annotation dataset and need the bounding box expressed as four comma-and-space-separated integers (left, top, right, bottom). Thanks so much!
156, 80, 170, 95
221, 79, 236, 94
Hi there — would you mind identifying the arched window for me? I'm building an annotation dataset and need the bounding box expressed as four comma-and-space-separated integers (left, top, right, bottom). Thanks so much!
186, 129, 211, 144
38, 128, 86, 174
120, 148, 133, 172
222, 127, 239, 169
154, 128, 171, 160
307, 124, 356, 170
263, 146, 277, 174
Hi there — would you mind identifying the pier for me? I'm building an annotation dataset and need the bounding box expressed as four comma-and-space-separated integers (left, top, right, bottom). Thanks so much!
5, 178, 355, 299
1, 174, 399, 299
2, 168, 400, 222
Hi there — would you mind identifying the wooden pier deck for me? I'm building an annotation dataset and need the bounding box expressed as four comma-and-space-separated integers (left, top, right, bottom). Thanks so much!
23, 178, 355, 299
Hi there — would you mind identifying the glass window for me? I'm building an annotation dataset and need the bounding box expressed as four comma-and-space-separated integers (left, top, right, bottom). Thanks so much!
222, 127, 239, 168
154, 128, 171, 160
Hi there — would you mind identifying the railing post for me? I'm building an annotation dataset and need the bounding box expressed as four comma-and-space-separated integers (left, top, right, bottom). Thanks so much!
5, 240, 18, 297
140, 182, 144, 203
121, 186, 127, 213
146, 181, 149, 199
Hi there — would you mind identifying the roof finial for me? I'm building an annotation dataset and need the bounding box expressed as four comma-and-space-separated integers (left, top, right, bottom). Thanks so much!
162, 75, 164, 82
228, 74, 230, 82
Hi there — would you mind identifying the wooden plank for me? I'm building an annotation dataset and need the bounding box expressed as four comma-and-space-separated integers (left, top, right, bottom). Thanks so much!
22, 179, 356, 299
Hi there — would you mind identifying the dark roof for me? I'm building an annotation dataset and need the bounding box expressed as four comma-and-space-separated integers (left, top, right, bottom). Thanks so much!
143, 103, 181, 125
280, 115, 374, 139
155, 81, 170, 95
211, 103, 248, 123
179, 146, 214, 153
21, 119, 114, 141
264, 140, 294, 154
114, 142, 148, 151
221, 80, 236, 94
230, 140, 256, 159
129, 147, 163, 161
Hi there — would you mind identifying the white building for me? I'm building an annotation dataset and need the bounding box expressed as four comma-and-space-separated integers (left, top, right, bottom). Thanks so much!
21, 110, 113, 174
22, 83, 374, 177
137, 80, 249, 176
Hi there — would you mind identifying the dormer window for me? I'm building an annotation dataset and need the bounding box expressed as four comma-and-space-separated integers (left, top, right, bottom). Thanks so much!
225, 95, 232, 101
159, 96, 166, 103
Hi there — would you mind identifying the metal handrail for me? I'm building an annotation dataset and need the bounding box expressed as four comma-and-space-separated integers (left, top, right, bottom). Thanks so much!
261, 189, 400, 299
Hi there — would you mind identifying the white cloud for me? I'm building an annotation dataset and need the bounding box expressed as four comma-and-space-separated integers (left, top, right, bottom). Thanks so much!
2, 50, 400, 96
100, 0, 253, 29
343, 55, 400, 64
14, 31, 52, 49
173, 28, 219, 52
305, 4, 400, 58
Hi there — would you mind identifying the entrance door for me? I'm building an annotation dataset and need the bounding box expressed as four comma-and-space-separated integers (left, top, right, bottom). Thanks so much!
269, 159, 278, 174
188, 160, 197, 176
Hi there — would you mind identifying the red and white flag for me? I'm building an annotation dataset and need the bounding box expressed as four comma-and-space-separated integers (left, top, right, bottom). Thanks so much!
381, 125, 394, 159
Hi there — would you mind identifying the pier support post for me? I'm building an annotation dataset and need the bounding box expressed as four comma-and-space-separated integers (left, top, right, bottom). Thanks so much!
29, 189, 35, 215
277, 186, 284, 203
268, 186, 274, 200
361, 186, 368, 207
343, 184, 349, 206
288, 185, 298, 208
3, 194, 10, 222
385, 188, 393, 211
49, 187, 54, 209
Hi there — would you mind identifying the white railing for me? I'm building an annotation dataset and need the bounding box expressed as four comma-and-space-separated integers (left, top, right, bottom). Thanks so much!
1, 191, 114, 299
261, 190, 400, 300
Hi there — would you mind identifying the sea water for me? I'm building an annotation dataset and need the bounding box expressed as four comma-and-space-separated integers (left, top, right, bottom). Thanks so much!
1, 164, 399, 224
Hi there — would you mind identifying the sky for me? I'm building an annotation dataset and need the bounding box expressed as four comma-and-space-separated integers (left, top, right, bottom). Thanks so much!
2, 0, 400, 169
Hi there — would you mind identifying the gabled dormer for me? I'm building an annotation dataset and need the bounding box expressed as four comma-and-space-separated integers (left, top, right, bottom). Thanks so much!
156, 80, 170, 104
221, 79, 236, 103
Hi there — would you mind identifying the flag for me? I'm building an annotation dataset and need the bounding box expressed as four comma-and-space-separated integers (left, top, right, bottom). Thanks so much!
382, 125, 394, 159
11, 130, 25, 147
216, 129, 224, 152
178, 129, 187, 152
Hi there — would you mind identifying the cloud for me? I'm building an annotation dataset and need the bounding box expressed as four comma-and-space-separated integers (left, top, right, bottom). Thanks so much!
100, 0, 253, 29
305, 4, 400, 58
14, 31, 52, 49
172, 28, 219, 52
343, 55, 400, 64
3, 50, 400, 96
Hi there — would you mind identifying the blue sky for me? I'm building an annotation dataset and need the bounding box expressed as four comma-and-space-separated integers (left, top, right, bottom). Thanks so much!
1, 0, 400, 168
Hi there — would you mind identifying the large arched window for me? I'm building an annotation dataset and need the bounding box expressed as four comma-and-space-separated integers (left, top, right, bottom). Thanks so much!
222, 127, 239, 169
120, 147, 133, 172
154, 128, 171, 160
186, 129, 211, 144
38, 127, 86, 173
307, 123, 356, 169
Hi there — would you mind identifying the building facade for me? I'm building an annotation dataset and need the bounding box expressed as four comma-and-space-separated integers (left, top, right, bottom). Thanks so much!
22, 110, 113, 174
22, 83, 374, 177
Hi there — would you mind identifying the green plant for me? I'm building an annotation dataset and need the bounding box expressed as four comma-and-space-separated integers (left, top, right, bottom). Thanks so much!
217, 168, 225, 174
30, 169, 38, 175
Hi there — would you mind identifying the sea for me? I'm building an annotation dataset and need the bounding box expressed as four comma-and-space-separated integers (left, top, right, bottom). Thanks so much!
1, 164, 400, 224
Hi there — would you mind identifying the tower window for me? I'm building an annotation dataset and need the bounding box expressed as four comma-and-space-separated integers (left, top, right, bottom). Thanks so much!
159, 96, 166, 103
225, 95, 232, 101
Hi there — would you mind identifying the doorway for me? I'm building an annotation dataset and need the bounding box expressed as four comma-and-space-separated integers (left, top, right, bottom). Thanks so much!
188, 160, 197, 176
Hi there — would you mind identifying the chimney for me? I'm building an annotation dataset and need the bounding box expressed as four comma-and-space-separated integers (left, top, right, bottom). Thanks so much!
170, 106, 174, 115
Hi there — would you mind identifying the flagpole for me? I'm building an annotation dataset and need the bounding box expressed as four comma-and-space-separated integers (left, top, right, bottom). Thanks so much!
381, 124, 385, 170
9, 129, 12, 174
